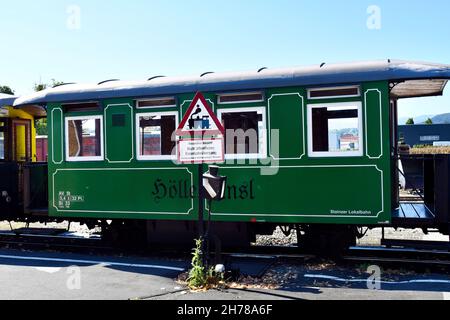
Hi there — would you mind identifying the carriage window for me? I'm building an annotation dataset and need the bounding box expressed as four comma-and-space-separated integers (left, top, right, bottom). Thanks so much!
136, 112, 178, 160
63, 102, 100, 113
218, 107, 266, 159
65, 116, 103, 162
308, 86, 360, 100
218, 92, 264, 104
308, 102, 363, 157
137, 97, 176, 109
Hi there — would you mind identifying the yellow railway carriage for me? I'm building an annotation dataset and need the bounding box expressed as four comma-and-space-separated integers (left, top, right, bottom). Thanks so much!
0, 93, 40, 162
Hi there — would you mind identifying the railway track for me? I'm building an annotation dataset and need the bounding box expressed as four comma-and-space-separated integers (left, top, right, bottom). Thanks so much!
0, 231, 113, 253
224, 245, 450, 271
0, 231, 449, 271
343, 246, 450, 267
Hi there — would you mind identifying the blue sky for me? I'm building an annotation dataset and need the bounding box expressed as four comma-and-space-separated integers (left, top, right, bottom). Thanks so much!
0, 0, 449, 119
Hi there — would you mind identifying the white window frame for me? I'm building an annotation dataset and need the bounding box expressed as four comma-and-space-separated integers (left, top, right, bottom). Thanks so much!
65, 115, 104, 162
136, 97, 177, 109
136, 111, 178, 161
217, 107, 267, 160
0, 132, 4, 160
218, 91, 265, 105
307, 102, 363, 158
307, 86, 361, 100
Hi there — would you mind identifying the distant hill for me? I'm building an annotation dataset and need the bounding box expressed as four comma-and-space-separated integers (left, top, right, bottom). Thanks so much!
431, 113, 450, 124
399, 113, 450, 125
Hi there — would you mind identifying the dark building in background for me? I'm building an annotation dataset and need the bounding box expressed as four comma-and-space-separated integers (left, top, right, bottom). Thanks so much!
398, 124, 450, 146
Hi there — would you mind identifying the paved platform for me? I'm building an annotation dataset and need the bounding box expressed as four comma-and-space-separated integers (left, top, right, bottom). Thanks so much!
0, 249, 188, 300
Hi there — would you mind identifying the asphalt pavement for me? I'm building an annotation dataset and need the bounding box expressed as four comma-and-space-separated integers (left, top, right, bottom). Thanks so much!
0, 248, 449, 300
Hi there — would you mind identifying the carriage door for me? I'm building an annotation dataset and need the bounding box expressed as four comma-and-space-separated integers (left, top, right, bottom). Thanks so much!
11, 119, 32, 162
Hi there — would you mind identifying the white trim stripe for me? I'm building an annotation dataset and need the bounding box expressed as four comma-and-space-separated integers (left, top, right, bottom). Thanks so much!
51, 108, 64, 165
0, 254, 185, 272
364, 89, 384, 159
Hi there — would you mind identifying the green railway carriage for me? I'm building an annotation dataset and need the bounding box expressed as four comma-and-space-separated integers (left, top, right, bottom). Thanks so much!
3, 60, 450, 249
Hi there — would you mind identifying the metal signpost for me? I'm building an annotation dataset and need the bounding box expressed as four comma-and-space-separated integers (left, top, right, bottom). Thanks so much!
176, 92, 226, 257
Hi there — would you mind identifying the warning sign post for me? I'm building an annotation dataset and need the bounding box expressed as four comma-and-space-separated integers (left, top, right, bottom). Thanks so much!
176, 93, 227, 252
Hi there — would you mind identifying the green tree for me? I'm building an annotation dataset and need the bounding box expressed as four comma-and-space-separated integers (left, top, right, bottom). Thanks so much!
35, 119, 48, 136
34, 82, 47, 92
0, 85, 15, 95
50, 79, 65, 87
34, 79, 64, 92
425, 118, 433, 125
406, 118, 415, 125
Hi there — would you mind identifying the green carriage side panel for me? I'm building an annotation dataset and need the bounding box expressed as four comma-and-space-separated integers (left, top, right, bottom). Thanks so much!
211, 165, 383, 223
267, 88, 306, 160
104, 100, 134, 163
51, 167, 195, 219
50, 106, 64, 164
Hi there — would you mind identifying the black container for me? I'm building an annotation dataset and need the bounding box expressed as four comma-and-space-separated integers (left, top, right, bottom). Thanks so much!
0, 162, 19, 217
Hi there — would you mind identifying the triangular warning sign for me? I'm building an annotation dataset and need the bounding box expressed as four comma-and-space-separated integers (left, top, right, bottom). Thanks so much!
176, 92, 225, 136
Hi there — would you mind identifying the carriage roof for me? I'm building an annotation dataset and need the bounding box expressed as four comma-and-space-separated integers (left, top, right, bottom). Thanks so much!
12, 60, 450, 107
0, 93, 18, 108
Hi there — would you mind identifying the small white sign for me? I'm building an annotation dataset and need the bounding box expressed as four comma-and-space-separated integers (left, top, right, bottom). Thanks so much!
178, 139, 224, 164
0, 107, 9, 117
434, 141, 450, 147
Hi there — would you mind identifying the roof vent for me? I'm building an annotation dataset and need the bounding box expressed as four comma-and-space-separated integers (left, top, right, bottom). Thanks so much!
98, 79, 120, 85
200, 72, 214, 77
258, 67, 268, 73
53, 82, 76, 88
148, 75, 166, 81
